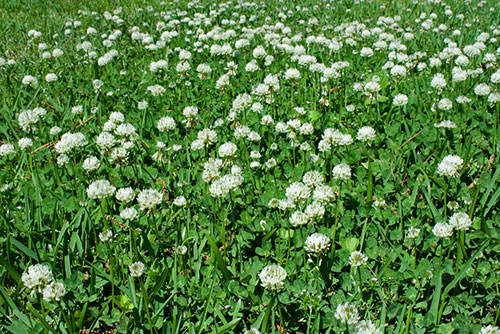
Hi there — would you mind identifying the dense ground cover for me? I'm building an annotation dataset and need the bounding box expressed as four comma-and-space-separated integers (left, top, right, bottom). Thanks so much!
0, 0, 500, 333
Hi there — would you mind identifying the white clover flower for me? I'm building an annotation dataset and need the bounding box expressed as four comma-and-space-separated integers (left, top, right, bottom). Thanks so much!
278, 198, 296, 211
150, 59, 168, 73
390, 65, 407, 78
120, 207, 138, 220
437, 155, 463, 177
456, 96, 472, 104
196, 63, 212, 77
71, 105, 83, 116
449, 212, 472, 230
157, 116, 176, 132
82, 156, 100, 172
313, 185, 334, 203
335, 302, 360, 325
115, 123, 137, 139
300, 123, 314, 135
45, 73, 58, 82
50, 126, 62, 136
455, 55, 469, 66
287, 119, 301, 131
452, 67, 468, 82
137, 189, 162, 210
284, 68, 301, 81
129, 262, 146, 277
147, 85, 166, 96
209, 178, 230, 198
491, 70, 500, 84
355, 320, 381, 334
304, 233, 331, 254
340, 134, 353, 146
96, 132, 116, 151
406, 227, 421, 239
357, 126, 376, 142
434, 120, 456, 129
249, 151, 261, 160
373, 198, 386, 208
480, 325, 500, 334
197, 128, 217, 146
218, 142, 237, 158
333, 163, 351, 181
87, 180, 116, 199
437, 98, 452, 111
303, 171, 324, 188
22, 264, 53, 292
294, 107, 307, 115
253, 45, 267, 58
0, 143, 16, 156
360, 47, 374, 57
245, 60, 260, 73
99, 229, 113, 242
289, 211, 308, 227
116, 187, 135, 203
266, 158, 277, 169
430, 73, 447, 91
52, 48, 64, 57
183, 106, 198, 125
250, 161, 261, 169
275, 122, 289, 134
259, 265, 287, 291
191, 139, 204, 151
42, 282, 66, 302
285, 182, 311, 203
489, 92, 500, 103
18, 109, 40, 132
474, 83, 491, 96
364, 81, 381, 97
244, 329, 261, 334
57, 154, 69, 165
176, 245, 187, 255
22, 75, 38, 86
55, 132, 87, 154
18, 138, 33, 150
349, 251, 368, 267
393, 94, 408, 107
173, 196, 187, 207
300, 142, 312, 152
305, 201, 326, 220
432, 222, 453, 238
138, 101, 148, 110
108, 111, 124, 124
447, 201, 460, 211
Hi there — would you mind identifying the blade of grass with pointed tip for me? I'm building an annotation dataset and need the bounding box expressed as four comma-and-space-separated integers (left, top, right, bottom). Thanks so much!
430, 270, 442, 325
205, 232, 232, 281
479, 166, 500, 210
0, 257, 21, 283
437, 240, 489, 322
10, 237, 39, 262
420, 185, 440, 221
260, 295, 275, 333
211, 318, 241, 334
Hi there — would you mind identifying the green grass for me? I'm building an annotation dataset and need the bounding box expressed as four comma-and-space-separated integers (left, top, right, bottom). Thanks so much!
0, 0, 499, 333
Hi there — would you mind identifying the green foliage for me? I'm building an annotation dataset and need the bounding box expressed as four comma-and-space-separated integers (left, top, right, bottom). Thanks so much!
0, 0, 499, 333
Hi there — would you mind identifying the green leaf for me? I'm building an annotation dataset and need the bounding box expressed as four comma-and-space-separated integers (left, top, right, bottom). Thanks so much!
205, 232, 232, 281
0, 257, 21, 283
309, 109, 323, 123
340, 238, 359, 253
211, 317, 241, 334
10, 237, 39, 262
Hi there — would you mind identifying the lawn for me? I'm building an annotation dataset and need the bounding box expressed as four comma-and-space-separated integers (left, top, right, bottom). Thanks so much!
0, 0, 499, 333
